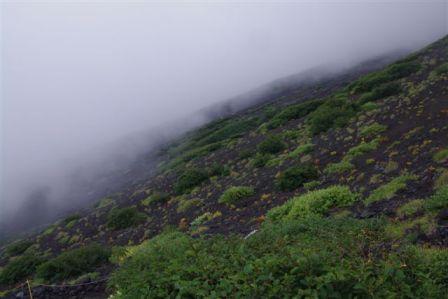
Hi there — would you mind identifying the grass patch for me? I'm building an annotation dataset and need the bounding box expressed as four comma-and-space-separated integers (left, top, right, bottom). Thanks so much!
107, 207, 146, 231
257, 135, 285, 154
174, 168, 209, 194
397, 199, 424, 218
324, 160, 354, 175
0, 254, 45, 286
267, 185, 358, 221
219, 186, 255, 206
267, 99, 324, 129
423, 186, 448, 212
36, 244, 110, 283
276, 165, 319, 191
3, 240, 33, 257
359, 123, 387, 139
141, 191, 170, 206
287, 143, 314, 158
434, 169, 448, 190
346, 139, 380, 159
365, 173, 418, 205
177, 198, 203, 213
433, 148, 448, 163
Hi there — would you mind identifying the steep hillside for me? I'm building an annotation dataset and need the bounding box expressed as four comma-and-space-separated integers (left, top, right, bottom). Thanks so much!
1, 35, 447, 298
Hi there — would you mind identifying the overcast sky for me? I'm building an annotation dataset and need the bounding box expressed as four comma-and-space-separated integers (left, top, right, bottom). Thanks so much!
1, 0, 447, 218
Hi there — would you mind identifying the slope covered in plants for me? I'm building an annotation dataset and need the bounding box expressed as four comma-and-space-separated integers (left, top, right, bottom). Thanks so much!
1, 35, 448, 298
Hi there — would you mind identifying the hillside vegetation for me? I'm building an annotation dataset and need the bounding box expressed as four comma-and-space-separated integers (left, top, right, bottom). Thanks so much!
1, 35, 448, 298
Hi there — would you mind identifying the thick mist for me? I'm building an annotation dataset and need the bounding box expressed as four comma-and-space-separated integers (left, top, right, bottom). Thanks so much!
1, 1, 447, 235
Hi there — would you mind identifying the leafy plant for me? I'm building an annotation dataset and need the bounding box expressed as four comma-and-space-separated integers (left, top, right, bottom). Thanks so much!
36, 243, 110, 282
107, 207, 146, 230
257, 135, 285, 154
267, 185, 358, 221
359, 123, 387, 138
433, 148, 448, 163
424, 186, 448, 212
0, 254, 44, 285
174, 168, 209, 194
219, 186, 255, 205
276, 165, 319, 191
365, 173, 418, 205
250, 153, 272, 168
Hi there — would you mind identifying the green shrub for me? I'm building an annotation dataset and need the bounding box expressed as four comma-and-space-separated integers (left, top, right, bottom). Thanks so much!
324, 160, 354, 175
267, 185, 358, 221
307, 98, 358, 135
287, 143, 314, 158
434, 63, 448, 75
219, 186, 255, 205
250, 153, 272, 168
207, 163, 230, 177
424, 186, 448, 212
361, 102, 379, 111
108, 217, 448, 298
36, 243, 110, 282
0, 254, 44, 285
4, 240, 33, 257
141, 191, 170, 206
177, 198, 203, 213
174, 168, 209, 194
276, 165, 319, 191
267, 99, 324, 129
365, 173, 418, 205
107, 207, 146, 230
433, 148, 448, 163
359, 123, 387, 138
346, 139, 380, 159
397, 199, 424, 218
435, 169, 448, 189
358, 82, 401, 103
238, 149, 254, 160
257, 135, 285, 154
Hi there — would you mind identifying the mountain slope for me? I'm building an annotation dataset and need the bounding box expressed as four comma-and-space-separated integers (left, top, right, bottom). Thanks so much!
1, 35, 448, 298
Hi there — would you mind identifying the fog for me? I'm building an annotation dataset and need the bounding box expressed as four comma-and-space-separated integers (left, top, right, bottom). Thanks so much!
1, 0, 447, 235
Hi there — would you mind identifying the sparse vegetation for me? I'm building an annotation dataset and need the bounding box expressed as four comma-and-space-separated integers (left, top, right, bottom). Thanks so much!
267, 99, 324, 129
423, 186, 448, 212
359, 123, 387, 138
4, 240, 33, 257
106, 207, 146, 230
397, 199, 424, 218
141, 191, 170, 206
324, 160, 354, 174
0, 254, 44, 285
433, 148, 448, 163
219, 186, 255, 205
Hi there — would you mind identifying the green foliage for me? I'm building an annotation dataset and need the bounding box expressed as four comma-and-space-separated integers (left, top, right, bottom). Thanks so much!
346, 139, 380, 159
207, 163, 230, 177
94, 197, 115, 209
141, 191, 170, 206
361, 101, 379, 111
4, 240, 33, 257
257, 135, 285, 154
423, 186, 448, 212
397, 199, 424, 218
276, 165, 319, 191
177, 198, 203, 213
219, 186, 255, 205
365, 173, 418, 205
0, 254, 44, 285
350, 61, 420, 94
287, 143, 314, 158
238, 149, 254, 160
430, 62, 448, 77
307, 98, 358, 135
36, 244, 110, 283
267, 185, 358, 221
324, 160, 354, 175
174, 168, 209, 194
110, 217, 447, 298
358, 82, 401, 103
359, 123, 387, 138
435, 169, 448, 190
106, 207, 146, 231
250, 153, 272, 168
433, 148, 448, 163
267, 99, 324, 129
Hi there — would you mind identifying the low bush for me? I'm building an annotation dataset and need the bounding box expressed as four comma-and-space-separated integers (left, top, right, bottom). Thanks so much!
267, 185, 358, 221
358, 82, 401, 104
107, 207, 146, 231
397, 199, 424, 218
424, 186, 448, 212
365, 173, 418, 205
433, 148, 448, 163
174, 168, 209, 194
0, 254, 44, 285
207, 163, 230, 177
346, 139, 380, 159
250, 153, 272, 168
257, 135, 285, 154
219, 186, 255, 205
359, 123, 387, 138
307, 98, 358, 135
287, 143, 314, 158
276, 165, 319, 191
267, 99, 324, 129
177, 198, 203, 213
4, 240, 33, 257
324, 160, 354, 175
36, 243, 110, 282
435, 169, 448, 190
141, 191, 170, 206
109, 217, 447, 298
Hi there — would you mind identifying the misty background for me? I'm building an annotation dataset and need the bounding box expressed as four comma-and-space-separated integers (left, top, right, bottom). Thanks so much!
1, 0, 447, 237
